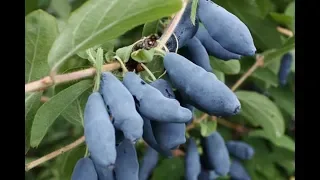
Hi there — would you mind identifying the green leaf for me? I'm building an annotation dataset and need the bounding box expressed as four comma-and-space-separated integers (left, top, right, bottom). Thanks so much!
255, 0, 275, 18
200, 120, 217, 137
269, 86, 294, 115
116, 45, 134, 63
271, 146, 295, 175
236, 91, 285, 139
215, 0, 282, 50
269, 12, 293, 27
152, 157, 184, 180
249, 130, 295, 152
25, 92, 43, 153
263, 36, 295, 66
190, 0, 199, 25
25, 10, 59, 83
59, 144, 86, 179
210, 57, 240, 75
142, 20, 159, 37
61, 89, 91, 125
213, 69, 225, 83
131, 49, 155, 63
141, 55, 164, 81
47, 0, 183, 73
285, 1, 295, 32
49, 0, 71, 20
30, 80, 93, 147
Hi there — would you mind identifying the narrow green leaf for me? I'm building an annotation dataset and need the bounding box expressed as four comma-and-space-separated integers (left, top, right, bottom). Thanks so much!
269, 12, 293, 27
61, 90, 90, 125
269, 86, 295, 115
255, 0, 275, 18
131, 49, 155, 63
30, 80, 93, 147
116, 45, 134, 63
190, 0, 199, 25
249, 130, 295, 152
25, 10, 59, 83
49, 0, 71, 20
25, 92, 43, 153
213, 69, 225, 83
152, 157, 184, 180
236, 91, 285, 139
263, 36, 295, 66
285, 1, 295, 32
200, 120, 217, 137
142, 20, 159, 37
140, 55, 164, 81
210, 57, 240, 75
48, 0, 182, 73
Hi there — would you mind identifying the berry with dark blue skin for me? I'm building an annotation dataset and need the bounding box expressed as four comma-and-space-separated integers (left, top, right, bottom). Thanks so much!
278, 53, 293, 86
195, 26, 241, 60
166, 0, 199, 52
226, 141, 254, 160
229, 160, 251, 180
197, 0, 256, 56
150, 79, 186, 150
142, 117, 173, 157
198, 169, 219, 180
100, 72, 143, 143
164, 52, 241, 117
179, 37, 213, 72
139, 146, 159, 180
201, 132, 230, 176
185, 138, 201, 180
84, 92, 116, 168
114, 139, 139, 180
123, 72, 192, 123
71, 157, 98, 180
93, 161, 115, 180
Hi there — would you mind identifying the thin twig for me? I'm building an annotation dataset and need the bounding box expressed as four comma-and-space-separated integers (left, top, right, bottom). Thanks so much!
157, 0, 188, 49
25, 136, 85, 171
277, 26, 294, 37
231, 55, 264, 91
25, 62, 121, 93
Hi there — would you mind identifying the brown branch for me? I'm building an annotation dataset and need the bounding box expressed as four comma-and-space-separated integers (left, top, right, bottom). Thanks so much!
231, 55, 264, 91
157, 0, 188, 49
277, 26, 294, 37
25, 136, 85, 171
25, 62, 121, 93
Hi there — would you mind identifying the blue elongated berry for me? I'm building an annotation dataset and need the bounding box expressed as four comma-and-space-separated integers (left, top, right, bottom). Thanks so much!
198, 169, 219, 180
278, 53, 293, 86
185, 138, 201, 180
94, 161, 115, 180
139, 146, 159, 180
195, 26, 241, 60
229, 160, 251, 180
123, 72, 192, 123
71, 157, 98, 180
100, 72, 143, 143
166, 1, 199, 52
197, 0, 256, 56
201, 132, 230, 176
142, 117, 173, 157
150, 79, 186, 150
179, 37, 213, 72
114, 139, 139, 180
164, 53, 241, 117
84, 92, 116, 168
226, 141, 254, 160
